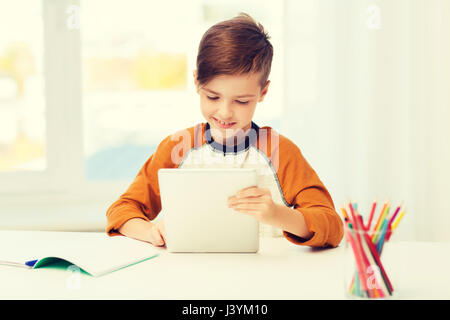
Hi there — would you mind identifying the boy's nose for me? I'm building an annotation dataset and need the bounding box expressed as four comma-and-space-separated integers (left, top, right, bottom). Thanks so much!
216, 102, 233, 119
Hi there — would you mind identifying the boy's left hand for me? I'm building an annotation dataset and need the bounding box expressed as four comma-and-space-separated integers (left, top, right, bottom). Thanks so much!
227, 186, 279, 225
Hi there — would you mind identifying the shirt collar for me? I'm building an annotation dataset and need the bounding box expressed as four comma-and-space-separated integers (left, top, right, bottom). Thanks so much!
204, 121, 260, 154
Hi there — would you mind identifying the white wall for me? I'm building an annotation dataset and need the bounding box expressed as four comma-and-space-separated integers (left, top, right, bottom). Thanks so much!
2, 0, 449, 241
282, 0, 450, 241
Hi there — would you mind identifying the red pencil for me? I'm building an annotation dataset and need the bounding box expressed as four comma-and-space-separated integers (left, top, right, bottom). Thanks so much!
354, 209, 386, 297
348, 204, 377, 297
356, 215, 394, 294
366, 199, 377, 230
348, 201, 358, 226
344, 224, 371, 297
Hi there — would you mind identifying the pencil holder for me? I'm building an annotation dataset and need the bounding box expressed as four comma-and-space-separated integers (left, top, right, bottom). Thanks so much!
343, 223, 398, 300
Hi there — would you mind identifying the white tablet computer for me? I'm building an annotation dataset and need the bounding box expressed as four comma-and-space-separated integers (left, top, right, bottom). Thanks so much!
158, 168, 259, 253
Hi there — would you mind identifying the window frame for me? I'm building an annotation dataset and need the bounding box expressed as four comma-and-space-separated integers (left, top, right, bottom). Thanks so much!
0, 0, 285, 205
0, 0, 84, 198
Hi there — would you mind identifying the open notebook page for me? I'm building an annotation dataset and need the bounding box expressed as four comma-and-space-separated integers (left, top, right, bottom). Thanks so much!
0, 230, 161, 277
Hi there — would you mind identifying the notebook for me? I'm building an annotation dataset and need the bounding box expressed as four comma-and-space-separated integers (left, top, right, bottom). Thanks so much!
0, 230, 161, 277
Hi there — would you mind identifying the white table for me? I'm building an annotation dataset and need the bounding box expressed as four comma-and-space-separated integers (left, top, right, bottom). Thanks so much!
0, 232, 449, 299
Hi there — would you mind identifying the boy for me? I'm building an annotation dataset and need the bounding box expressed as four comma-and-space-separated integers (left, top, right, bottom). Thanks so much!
106, 13, 343, 248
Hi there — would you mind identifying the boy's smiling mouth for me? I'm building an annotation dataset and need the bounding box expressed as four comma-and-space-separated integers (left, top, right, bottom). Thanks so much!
212, 117, 236, 128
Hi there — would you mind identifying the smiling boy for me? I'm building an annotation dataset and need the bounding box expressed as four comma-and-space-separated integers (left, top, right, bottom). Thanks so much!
106, 13, 343, 248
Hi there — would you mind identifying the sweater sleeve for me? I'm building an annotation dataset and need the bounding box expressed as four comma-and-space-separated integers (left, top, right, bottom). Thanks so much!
105, 130, 191, 236
276, 135, 344, 248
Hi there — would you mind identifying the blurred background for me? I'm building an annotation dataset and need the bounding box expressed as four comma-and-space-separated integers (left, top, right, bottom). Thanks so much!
0, 0, 448, 242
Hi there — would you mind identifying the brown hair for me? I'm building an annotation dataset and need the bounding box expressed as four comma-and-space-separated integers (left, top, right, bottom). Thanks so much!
196, 13, 273, 89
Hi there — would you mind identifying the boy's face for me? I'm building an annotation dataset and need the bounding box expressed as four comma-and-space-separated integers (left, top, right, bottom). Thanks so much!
194, 71, 270, 145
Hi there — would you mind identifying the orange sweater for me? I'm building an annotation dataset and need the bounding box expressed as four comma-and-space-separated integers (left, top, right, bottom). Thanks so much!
106, 122, 344, 248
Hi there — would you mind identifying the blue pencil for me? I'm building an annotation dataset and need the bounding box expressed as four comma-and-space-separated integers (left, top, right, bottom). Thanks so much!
376, 219, 389, 253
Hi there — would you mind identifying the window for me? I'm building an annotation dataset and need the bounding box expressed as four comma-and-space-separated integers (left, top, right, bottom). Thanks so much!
81, 0, 284, 183
0, 3, 45, 173
0, 0, 284, 198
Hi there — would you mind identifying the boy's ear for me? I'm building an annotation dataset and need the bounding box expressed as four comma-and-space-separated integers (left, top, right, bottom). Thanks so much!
193, 70, 199, 93
258, 80, 270, 102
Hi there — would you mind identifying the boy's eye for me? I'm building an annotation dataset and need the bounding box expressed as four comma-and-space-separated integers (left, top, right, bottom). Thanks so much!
206, 95, 249, 105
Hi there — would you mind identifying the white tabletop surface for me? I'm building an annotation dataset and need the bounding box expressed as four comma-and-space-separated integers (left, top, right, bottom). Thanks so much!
0, 231, 449, 300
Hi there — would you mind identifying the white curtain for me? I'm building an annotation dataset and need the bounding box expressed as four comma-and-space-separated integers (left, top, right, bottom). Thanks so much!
282, 0, 450, 241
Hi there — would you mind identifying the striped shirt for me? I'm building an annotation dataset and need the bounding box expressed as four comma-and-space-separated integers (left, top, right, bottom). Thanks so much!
106, 121, 343, 248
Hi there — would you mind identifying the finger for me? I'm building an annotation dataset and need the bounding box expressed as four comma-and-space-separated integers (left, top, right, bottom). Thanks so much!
158, 223, 166, 244
229, 193, 264, 200
228, 186, 257, 200
228, 192, 264, 204
153, 220, 166, 243
150, 227, 165, 246
236, 187, 269, 199
228, 197, 264, 206
230, 202, 263, 211
236, 186, 258, 194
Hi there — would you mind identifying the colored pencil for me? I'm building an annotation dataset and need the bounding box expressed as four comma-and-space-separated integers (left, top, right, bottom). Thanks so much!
392, 209, 405, 230
348, 201, 358, 226
356, 214, 388, 297
376, 219, 390, 253
372, 201, 388, 233
346, 209, 372, 298
387, 206, 406, 241
356, 213, 394, 293
347, 220, 364, 297
388, 203, 402, 226
357, 223, 387, 298
345, 199, 406, 298
372, 204, 390, 242
366, 199, 377, 231
357, 218, 394, 295
348, 208, 378, 298
344, 224, 371, 298
341, 207, 349, 221
346, 222, 363, 297
348, 219, 386, 298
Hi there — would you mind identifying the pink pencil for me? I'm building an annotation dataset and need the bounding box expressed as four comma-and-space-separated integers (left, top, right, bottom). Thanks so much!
348, 203, 377, 297
355, 211, 386, 297
344, 225, 371, 298
388, 203, 402, 226
386, 205, 405, 242
356, 215, 394, 294
366, 199, 377, 230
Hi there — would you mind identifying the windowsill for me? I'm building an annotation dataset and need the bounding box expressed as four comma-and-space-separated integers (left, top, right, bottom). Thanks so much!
0, 201, 107, 232
0, 181, 128, 232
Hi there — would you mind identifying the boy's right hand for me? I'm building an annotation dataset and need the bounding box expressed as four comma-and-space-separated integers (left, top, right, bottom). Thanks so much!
148, 220, 166, 247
